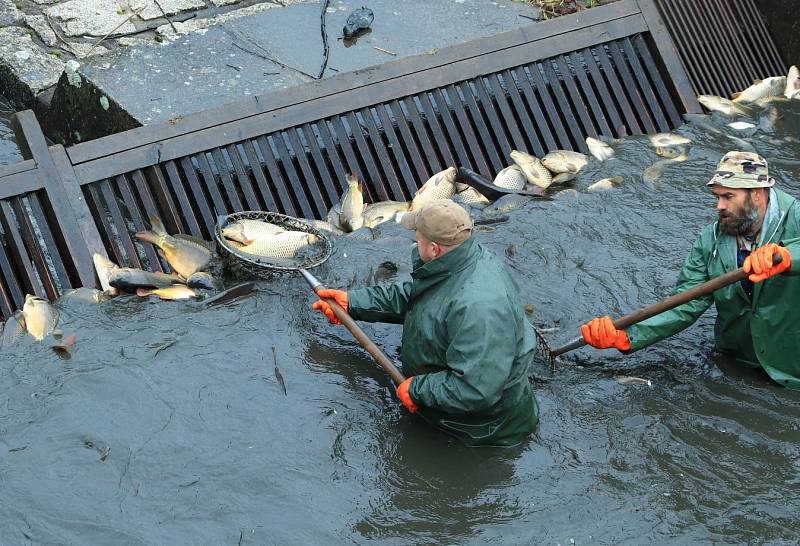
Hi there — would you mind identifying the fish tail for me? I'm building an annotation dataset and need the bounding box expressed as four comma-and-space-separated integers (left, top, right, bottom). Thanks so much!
136, 288, 153, 297
148, 216, 167, 236
135, 230, 161, 245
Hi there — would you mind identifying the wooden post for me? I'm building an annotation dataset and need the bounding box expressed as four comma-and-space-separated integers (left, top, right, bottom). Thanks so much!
11, 110, 105, 290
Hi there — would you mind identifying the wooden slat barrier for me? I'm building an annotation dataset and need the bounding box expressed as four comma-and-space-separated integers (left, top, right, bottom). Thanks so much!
0, 0, 732, 317
653, 0, 786, 98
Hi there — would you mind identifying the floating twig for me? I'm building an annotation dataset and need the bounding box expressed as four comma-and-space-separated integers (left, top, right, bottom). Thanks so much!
272, 347, 287, 396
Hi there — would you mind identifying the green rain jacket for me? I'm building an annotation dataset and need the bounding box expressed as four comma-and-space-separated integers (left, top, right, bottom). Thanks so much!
627, 188, 800, 388
348, 237, 538, 446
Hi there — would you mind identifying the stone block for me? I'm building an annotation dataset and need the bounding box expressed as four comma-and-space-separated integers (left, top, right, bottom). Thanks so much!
26, 15, 59, 48
129, 0, 205, 21
0, 0, 24, 27
0, 26, 64, 108
44, 0, 137, 37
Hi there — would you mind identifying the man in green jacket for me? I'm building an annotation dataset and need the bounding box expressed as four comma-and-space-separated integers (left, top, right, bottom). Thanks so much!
581, 151, 799, 388
312, 200, 538, 446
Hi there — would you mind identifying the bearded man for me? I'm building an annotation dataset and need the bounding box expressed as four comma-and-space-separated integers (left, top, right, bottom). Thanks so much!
580, 151, 800, 388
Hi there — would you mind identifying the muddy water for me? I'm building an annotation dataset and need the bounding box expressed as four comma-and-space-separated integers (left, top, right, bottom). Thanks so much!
2, 102, 800, 544
0, 95, 22, 167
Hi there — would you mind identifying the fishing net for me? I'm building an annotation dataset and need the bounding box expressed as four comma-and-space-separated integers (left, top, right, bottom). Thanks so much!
215, 211, 333, 277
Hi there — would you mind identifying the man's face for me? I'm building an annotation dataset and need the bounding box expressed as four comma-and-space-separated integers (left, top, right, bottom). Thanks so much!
712, 186, 761, 235
415, 231, 441, 263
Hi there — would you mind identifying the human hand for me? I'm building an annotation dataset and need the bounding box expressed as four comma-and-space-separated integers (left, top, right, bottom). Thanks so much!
743, 243, 791, 282
580, 315, 631, 351
396, 376, 418, 413
311, 289, 349, 325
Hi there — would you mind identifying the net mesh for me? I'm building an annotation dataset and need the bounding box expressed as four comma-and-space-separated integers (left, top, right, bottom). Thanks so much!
214, 211, 333, 277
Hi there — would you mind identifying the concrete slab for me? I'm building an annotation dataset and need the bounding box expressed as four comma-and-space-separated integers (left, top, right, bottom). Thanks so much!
129, 0, 206, 21
0, 26, 65, 107
44, 0, 138, 38
0, 0, 24, 27
59, 0, 539, 133
26, 15, 60, 48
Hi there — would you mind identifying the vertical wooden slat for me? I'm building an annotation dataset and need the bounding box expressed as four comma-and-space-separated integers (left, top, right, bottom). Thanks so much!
270, 132, 317, 218
670, 1, 727, 94
374, 104, 418, 200
402, 97, 443, 175
456, 82, 505, 174
194, 152, 229, 217
711, 0, 760, 81
429, 89, 472, 173
298, 125, 340, 206
581, 47, 627, 136
357, 108, 405, 201
595, 44, 643, 134
285, 128, 330, 215
620, 37, 670, 132
737, 0, 785, 76
0, 203, 25, 311
498, 70, 546, 157
472, 79, 514, 159
99, 179, 141, 269
554, 55, 597, 139
3, 199, 46, 298
178, 157, 217, 235
115, 174, 162, 270
607, 41, 657, 134
256, 135, 299, 217
85, 183, 125, 266
344, 111, 389, 202
632, 35, 682, 128
210, 148, 244, 212
510, 66, 558, 152
315, 119, 350, 192
693, 1, 750, 91
541, 60, 585, 150
525, 62, 573, 149
567, 51, 614, 137
326, 116, 367, 189
27, 192, 73, 291
484, 74, 528, 153
145, 165, 187, 236
443, 85, 491, 176
416, 93, 457, 168
225, 143, 262, 211
165, 159, 209, 236
387, 100, 431, 184
241, 140, 279, 212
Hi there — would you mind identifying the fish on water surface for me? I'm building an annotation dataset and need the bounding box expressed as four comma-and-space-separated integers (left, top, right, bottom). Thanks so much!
362, 201, 411, 228
551, 172, 577, 186
137, 285, 199, 301
299, 218, 344, 235
615, 376, 652, 386
643, 152, 689, 186
452, 187, 490, 205
222, 219, 285, 244
0, 310, 27, 346
655, 145, 689, 159
733, 76, 786, 103
697, 95, 751, 116
22, 294, 59, 341
238, 230, 320, 259
186, 272, 218, 291
785, 65, 800, 99
541, 150, 588, 174
586, 176, 623, 192
411, 167, 458, 210
509, 151, 553, 188
93, 253, 119, 296
339, 174, 365, 232
649, 133, 691, 148
585, 137, 615, 161
136, 216, 212, 279
493, 164, 527, 191
483, 194, 532, 214
59, 287, 112, 304
109, 268, 184, 291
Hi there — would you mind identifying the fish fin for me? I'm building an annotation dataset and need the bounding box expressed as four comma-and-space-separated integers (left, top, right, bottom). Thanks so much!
566, 162, 578, 173
149, 216, 167, 236
51, 334, 77, 353
135, 230, 160, 245
136, 288, 153, 297
730, 91, 741, 100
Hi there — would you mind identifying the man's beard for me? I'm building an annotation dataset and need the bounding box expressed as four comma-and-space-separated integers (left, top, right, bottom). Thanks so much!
718, 193, 760, 236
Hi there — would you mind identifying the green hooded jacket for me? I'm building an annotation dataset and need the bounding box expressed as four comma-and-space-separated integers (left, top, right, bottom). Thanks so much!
348, 237, 538, 446
627, 188, 800, 388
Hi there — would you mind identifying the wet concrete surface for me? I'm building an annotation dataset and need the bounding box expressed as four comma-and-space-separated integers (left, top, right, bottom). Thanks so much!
2, 102, 800, 543
74, 0, 540, 125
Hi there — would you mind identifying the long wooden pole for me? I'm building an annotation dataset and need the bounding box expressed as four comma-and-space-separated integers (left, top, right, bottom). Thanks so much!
552, 253, 783, 357
300, 269, 407, 385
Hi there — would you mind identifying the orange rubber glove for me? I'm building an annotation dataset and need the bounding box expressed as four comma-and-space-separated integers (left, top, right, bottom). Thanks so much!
743, 243, 792, 283
311, 288, 349, 325
396, 376, 418, 413
581, 315, 631, 351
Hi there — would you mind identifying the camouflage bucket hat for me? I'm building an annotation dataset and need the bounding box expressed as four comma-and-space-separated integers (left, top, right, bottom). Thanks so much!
706, 151, 775, 188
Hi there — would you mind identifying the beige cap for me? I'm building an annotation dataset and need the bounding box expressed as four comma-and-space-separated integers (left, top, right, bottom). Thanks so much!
707, 151, 775, 188
399, 200, 473, 246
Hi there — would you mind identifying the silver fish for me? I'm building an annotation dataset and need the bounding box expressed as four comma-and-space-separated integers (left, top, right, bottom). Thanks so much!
542, 150, 588, 174
643, 152, 688, 186
22, 294, 59, 341
339, 174, 365, 232
452, 187, 490, 205
615, 376, 652, 386
363, 201, 411, 228
186, 272, 218, 291
238, 230, 319, 259
697, 95, 751, 116
586, 176, 623, 192
785, 65, 800, 99
551, 172, 577, 185
483, 194, 532, 214
109, 268, 184, 291
222, 219, 285, 244
411, 167, 458, 210
733, 76, 786, 103
649, 133, 691, 147
655, 145, 689, 159
510, 151, 553, 188
585, 137, 615, 161
493, 164, 527, 190
92, 253, 119, 296
135, 216, 212, 279
299, 218, 344, 235
59, 287, 112, 304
